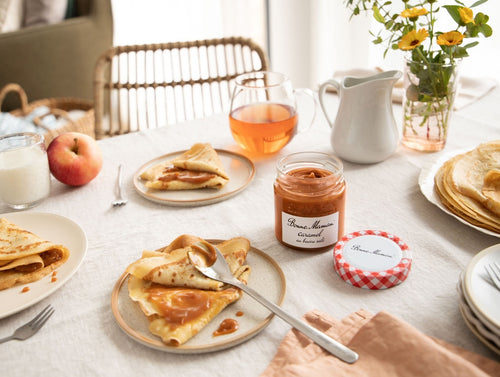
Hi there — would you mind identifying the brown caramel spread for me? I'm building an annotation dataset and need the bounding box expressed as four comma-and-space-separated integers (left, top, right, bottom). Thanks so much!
213, 318, 239, 337
40, 249, 62, 266
14, 263, 41, 273
146, 286, 211, 326
159, 167, 216, 184
21, 286, 30, 293
236, 311, 244, 317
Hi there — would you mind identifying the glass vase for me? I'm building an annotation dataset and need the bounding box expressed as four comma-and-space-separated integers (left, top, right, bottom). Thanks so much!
401, 58, 461, 152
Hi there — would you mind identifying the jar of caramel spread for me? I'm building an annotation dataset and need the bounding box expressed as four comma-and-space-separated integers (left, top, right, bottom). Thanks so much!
274, 152, 346, 252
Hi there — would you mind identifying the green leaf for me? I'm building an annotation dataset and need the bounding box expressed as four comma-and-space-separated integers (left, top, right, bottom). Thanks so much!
443, 5, 464, 26
462, 41, 479, 49
373, 5, 385, 23
470, 0, 488, 7
479, 24, 493, 37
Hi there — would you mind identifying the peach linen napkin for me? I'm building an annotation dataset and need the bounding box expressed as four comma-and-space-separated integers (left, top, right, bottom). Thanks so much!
260, 310, 500, 377
326, 68, 498, 110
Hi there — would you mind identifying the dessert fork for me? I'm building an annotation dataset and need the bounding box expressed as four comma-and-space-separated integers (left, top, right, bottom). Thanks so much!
485, 262, 500, 291
112, 164, 127, 207
0, 304, 54, 344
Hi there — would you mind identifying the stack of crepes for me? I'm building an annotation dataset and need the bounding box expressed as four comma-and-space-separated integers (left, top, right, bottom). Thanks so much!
125, 234, 251, 346
434, 141, 500, 234
0, 218, 70, 290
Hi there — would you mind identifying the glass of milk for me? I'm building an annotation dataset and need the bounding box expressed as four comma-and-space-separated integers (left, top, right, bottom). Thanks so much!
0, 133, 51, 209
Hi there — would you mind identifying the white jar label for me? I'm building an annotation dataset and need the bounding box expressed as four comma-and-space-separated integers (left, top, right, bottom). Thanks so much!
281, 211, 339, 248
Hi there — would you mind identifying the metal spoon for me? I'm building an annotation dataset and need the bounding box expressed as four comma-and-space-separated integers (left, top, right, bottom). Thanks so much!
188, 243, 359, 364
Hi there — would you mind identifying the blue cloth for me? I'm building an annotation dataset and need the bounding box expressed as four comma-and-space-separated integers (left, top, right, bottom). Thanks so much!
0, 106, 59, 136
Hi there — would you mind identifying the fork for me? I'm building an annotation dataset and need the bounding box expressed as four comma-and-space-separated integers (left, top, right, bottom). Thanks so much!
112, 164, 127, 207
485, 262, 500, 291
0, 305, 54, 344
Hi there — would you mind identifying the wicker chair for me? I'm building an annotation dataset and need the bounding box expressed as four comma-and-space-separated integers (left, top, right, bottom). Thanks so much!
93, 36, 269, 139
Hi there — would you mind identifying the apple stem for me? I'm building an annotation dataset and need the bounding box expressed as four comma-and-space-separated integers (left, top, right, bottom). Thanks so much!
72, 138, 79, 154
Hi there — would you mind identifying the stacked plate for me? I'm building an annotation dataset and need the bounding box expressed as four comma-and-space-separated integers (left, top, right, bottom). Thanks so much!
457, 244, 500, 356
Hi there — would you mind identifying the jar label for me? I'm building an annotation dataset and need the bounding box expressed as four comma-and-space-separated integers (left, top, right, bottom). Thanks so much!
281, 212, 339, 248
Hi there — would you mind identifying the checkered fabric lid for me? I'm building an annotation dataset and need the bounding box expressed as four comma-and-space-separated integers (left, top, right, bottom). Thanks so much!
333, 230, 412, 289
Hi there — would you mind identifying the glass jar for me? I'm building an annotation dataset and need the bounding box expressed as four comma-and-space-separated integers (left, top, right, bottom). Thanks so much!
274, 152, 346, 252
0, 133, 50, 209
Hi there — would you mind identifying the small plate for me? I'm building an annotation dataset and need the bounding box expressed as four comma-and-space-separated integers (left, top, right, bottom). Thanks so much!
111, 243, 286, 353
463, 244, 500, 334
0, 212, 87, 319
418, 150, 499, 238
133, 149, 255, 206
457, 277, 500, 352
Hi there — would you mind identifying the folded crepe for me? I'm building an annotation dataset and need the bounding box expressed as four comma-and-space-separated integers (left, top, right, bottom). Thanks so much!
0, 218, 70, 290
140, 143, 229, 190
128, 278, 242, 346
126, 235, 251, 290
126, 234, 251, 346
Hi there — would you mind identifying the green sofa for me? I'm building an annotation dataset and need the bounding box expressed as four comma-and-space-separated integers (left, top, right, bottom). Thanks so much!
0, 0, 113, 110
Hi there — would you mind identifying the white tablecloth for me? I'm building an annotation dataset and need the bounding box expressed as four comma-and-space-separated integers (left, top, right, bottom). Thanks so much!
1, 86, 500, 376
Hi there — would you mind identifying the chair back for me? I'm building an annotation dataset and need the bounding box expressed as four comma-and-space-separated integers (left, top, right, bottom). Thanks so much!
93, 36, 268, 138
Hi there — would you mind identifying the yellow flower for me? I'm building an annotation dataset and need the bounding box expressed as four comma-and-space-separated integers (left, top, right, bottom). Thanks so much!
398, 29, 429, 50
459, 7, 475, 24
401, 7, 428, 18
437, 31, 465, 46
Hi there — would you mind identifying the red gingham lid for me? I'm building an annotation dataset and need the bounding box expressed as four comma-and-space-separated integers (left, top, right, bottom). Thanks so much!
333, 230, 412, 289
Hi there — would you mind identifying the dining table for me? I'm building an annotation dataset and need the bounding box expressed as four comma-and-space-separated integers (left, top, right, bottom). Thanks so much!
1, 83, 500, 376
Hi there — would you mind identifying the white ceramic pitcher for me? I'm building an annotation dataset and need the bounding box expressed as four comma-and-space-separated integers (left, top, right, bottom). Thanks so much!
318, 70, 402, 164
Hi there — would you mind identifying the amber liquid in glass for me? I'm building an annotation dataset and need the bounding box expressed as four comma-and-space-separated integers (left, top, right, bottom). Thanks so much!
229, 103, 298, 154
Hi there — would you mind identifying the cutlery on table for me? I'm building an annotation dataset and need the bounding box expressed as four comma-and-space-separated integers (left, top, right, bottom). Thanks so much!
485, 262, 500, 291
112, 164, 127, 207
0, 305, 54, 344
188, 244, 359, 364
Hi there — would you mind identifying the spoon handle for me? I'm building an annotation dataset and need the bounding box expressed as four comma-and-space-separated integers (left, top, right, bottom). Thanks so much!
233, 280, 358, 363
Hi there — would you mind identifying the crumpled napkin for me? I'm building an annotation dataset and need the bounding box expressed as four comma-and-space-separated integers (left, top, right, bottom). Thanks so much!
325, 68, 498, 110
0, 106, 58, 136
260, 310, 500, 377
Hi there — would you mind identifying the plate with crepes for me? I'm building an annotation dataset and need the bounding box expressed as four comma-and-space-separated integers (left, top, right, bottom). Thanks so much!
111, 240, 286, 353
0, 212, 87, 319
133, 147, 255, 206
419, 142, 500, 237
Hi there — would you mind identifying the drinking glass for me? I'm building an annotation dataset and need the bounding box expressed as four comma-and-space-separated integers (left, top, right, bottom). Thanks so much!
0, 133, 51, 209
229, 71, 315, 154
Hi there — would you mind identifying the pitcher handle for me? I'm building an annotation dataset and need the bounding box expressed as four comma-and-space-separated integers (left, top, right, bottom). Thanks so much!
318, 79, 341, 128
294, 88, 317, 133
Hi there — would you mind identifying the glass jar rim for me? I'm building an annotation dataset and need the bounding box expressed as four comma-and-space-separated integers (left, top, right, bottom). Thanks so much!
0, 132, 44, 152
404, 56, 462, 68
235, 71, 289, 89
277, 151, 344, 177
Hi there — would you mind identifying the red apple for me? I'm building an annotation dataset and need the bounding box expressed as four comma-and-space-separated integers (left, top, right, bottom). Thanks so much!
47, 132, 103, 186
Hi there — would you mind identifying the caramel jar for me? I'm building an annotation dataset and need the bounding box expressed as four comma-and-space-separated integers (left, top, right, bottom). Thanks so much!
274, 152, 346, 252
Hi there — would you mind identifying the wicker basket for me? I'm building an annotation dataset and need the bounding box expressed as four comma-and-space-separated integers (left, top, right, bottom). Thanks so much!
0, 83, 95, 144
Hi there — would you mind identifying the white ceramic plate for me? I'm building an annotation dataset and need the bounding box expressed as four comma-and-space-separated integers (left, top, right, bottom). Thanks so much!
133, 149, 255, 206
0, 212, 87, 319
418, 150, 500, 238
463, 244, 500, 334
111, 243, 286, 353
457, 277, 500, 353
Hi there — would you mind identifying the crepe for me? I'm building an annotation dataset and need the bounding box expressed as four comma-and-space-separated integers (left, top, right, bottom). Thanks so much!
140, 143, 229, 190
128, 278, 242, 346
0, 218, 70, 290
434, 141, 500, 233
126, 235, 251, 290
126, 234, 251, 346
